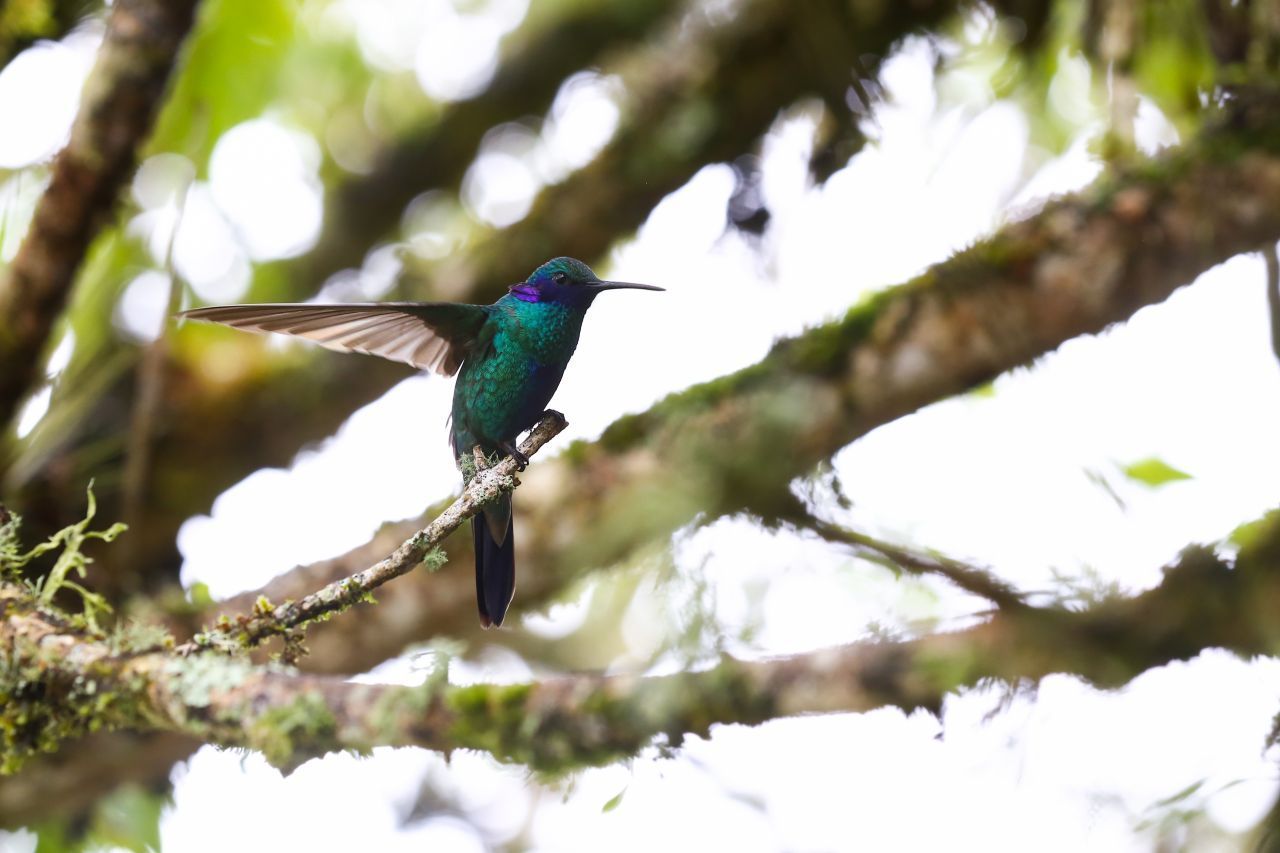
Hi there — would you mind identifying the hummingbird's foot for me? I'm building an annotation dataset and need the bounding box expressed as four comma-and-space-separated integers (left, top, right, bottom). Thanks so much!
498, 440, 529, 471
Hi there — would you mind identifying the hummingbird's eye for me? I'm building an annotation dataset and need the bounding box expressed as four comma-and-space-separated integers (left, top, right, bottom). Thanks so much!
552, 272, 568, 284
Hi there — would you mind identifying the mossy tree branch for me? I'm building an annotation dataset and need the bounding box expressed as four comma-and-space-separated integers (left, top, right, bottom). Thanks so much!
0, 0, 200, 436
3, 508, 1279, 776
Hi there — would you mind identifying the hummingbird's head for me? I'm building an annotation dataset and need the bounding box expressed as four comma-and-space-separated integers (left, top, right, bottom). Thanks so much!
510, 257, 664, 305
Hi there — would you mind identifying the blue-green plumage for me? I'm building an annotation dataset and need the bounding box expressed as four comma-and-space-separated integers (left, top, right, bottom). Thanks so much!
180, 256, 662, 628
449, 296, 582, 458
449, 258, 664, 626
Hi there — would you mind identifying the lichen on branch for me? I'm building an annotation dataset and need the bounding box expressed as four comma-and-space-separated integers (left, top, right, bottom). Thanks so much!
3, 508, 1279, 775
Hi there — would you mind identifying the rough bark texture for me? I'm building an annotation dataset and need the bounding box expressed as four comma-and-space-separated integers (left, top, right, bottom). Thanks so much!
0, 0, 199, 435
2, 508, 1277, 785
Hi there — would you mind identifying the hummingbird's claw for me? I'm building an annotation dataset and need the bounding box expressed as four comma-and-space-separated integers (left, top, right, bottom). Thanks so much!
499, 440, 529, 471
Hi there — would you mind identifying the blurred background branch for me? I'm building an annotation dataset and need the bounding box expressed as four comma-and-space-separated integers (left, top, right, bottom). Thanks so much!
4, 505, 1280, 780
0, 0, 199, 438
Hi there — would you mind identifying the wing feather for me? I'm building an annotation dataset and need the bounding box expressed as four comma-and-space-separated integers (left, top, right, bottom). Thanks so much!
179, 302, 489, 376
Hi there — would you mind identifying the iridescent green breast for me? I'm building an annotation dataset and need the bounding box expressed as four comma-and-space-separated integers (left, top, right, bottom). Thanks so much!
449, 295, 584, 454
497, 296, 584, 363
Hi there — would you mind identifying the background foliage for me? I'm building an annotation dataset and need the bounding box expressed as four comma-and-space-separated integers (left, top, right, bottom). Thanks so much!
0, 0, 1279, 849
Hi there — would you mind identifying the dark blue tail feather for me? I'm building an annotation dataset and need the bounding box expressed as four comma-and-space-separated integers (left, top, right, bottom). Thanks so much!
474, 505, 516, 628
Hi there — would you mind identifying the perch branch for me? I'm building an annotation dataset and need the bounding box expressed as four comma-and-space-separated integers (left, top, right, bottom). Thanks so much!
181, 411, 567, 653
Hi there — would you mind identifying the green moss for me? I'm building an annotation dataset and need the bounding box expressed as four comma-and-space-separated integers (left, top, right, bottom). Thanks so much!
595, 272, 949, 455
421, 547, 448, 573
0, 507, 19, 578
597, 361, 771, 453
0, 494, 159, 773
445, 682, 537, 761
0, 625, 137, 774
0, 0, 54, 42
248, 691, 337, 769
3, 483, 126, 632
1233, 509, 1280, 575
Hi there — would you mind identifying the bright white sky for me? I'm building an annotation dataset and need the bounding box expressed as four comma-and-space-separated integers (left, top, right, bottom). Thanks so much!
2, 3, 1280, 851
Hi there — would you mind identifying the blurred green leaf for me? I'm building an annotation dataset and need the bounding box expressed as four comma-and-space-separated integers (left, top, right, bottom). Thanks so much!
602, 787, 627, 813
968, 380, 996, 399
1120, 457, 1192, 488
148, 0, 298, 168
35, 785, 168, 853
1151, 778, 1205, 809
187, 580, 213, 607
1132, 0, 1215, 131
87, 785, 166, 852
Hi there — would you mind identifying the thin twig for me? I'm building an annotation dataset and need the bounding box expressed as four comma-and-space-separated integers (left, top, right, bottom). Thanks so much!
810, 519, 1027, 610
180, 411, 568, 653
1265, 241, 1280, 366
121, 179, 193, 569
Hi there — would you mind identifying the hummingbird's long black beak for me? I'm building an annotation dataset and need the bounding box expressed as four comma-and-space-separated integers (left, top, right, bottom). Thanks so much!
589, 280, 665, 292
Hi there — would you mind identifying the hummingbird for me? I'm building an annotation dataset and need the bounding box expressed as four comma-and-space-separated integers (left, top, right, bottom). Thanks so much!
181, 257, 663, 627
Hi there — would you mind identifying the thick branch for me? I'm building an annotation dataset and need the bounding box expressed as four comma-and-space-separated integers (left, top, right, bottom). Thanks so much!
0, 0, 199, 434
3, 509, 1278, 776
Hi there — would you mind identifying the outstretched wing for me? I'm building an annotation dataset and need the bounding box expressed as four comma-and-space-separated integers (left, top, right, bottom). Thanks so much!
179, 302, 490, 376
